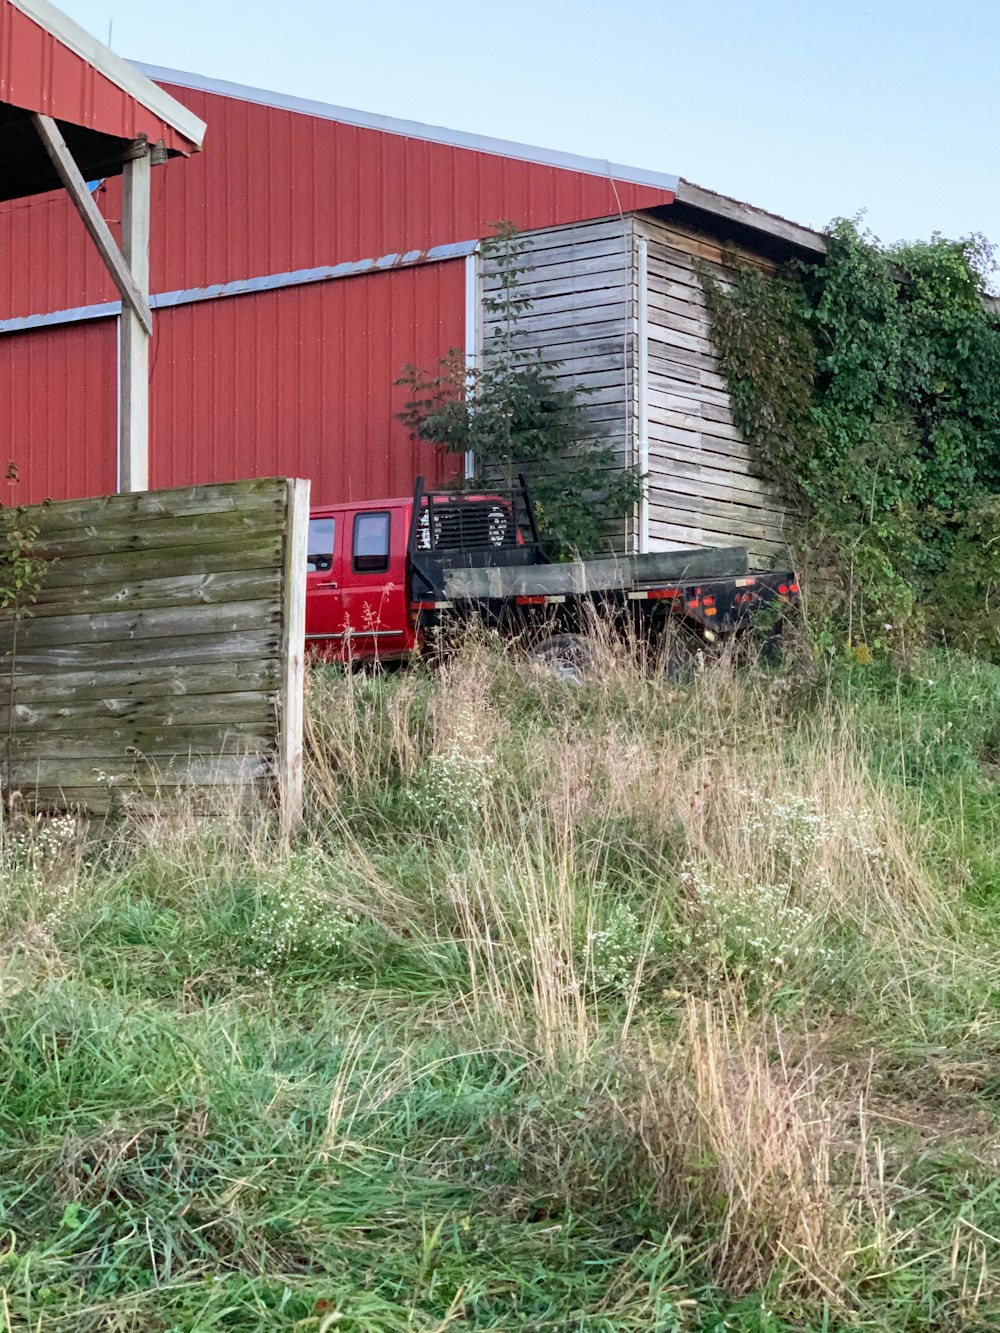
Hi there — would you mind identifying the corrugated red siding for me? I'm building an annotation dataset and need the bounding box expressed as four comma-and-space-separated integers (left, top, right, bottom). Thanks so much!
0, 79, 673, 319
149, 260, 464, 502
0, 318, 116, 504
0, 74, 675, 507
0, 3, 193, 151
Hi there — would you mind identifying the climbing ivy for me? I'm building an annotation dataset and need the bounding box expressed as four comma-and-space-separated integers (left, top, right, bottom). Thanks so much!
702, 219, 1000, 660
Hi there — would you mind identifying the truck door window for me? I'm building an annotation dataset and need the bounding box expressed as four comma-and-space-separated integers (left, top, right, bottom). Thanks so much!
353, 511, 390, 573
307, 517, 336, 572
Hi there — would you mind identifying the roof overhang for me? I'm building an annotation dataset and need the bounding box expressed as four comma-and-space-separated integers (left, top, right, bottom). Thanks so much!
0, 102, 149, 200
665, 178, 827, 261
0, 0, 205, 200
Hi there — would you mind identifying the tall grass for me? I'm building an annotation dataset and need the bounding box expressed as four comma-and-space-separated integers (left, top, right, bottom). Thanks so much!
2, 641, 1000, 1329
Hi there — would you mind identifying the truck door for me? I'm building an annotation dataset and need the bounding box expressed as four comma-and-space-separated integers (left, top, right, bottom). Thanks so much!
305, 513, 343, 655
339, 506, 411, 659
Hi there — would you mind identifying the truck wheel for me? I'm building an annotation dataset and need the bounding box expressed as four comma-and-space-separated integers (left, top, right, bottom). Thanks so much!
659, 627, 708, 681
528, 634, 600, 684
755, 619, 784, 666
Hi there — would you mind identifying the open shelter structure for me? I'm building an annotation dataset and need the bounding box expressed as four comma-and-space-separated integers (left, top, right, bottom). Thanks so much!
0, 0, 205, 489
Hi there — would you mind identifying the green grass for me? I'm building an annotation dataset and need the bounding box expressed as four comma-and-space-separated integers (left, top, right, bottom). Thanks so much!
2, 643, 1000, 1330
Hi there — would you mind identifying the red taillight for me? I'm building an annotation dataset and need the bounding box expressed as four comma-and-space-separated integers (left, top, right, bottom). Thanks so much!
790, 583, 800, 594
647, 587, 680, 600
778, 584, 789, 595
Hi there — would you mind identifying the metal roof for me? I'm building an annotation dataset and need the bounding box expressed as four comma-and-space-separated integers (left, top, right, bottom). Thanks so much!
0, 0, 205, 199
134, 63, 827, 257
135, 63, 679, 194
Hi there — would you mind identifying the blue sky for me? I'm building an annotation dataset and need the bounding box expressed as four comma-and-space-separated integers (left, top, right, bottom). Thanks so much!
62, 0, 999, 249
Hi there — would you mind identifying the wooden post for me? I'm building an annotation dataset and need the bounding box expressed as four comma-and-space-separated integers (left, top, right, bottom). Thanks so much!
463, 249, 480, 480
278, 478, 310, 836
32, 115, 154, 494
120, 148, 152, 492
31, 116, 153, 334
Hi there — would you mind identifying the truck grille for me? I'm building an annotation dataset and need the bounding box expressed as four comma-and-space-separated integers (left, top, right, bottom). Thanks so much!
416, 502, 518, 551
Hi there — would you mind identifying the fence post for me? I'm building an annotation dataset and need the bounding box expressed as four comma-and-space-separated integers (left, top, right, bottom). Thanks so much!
278, 477, 310, 836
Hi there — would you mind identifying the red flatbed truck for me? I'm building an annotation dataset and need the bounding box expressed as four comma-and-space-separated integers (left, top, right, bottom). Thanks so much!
305, 476, 798, 669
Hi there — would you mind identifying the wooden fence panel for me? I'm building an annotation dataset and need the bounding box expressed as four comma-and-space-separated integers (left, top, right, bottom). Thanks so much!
0, 476, 309, 823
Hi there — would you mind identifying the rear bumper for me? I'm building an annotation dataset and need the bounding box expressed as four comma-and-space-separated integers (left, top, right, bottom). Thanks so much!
674, 571, 799, 634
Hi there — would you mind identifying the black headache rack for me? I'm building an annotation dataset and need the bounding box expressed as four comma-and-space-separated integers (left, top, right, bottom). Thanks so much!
406, 473, 547, 601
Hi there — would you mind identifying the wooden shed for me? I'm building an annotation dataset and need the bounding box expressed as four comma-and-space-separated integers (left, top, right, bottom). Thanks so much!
478, 189, 826, 563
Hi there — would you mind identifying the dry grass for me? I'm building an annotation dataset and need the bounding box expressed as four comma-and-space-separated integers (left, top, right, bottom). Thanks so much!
447, 828, 599, 1068
676, 726, 946, 936
628, 998, 873, 1300
304, 664, 430, 806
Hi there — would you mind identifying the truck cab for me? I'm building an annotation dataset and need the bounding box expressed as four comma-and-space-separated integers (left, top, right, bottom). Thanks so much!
306, 486, 527, 661
306, 497, 415, 661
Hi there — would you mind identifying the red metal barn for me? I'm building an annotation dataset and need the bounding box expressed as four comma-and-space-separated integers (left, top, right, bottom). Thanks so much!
0, 65, 678, 507
0, 61, 827, 555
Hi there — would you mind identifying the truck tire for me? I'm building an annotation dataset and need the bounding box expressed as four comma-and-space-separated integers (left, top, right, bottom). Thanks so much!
528, 633, 601, 683
661, 629, 709, 682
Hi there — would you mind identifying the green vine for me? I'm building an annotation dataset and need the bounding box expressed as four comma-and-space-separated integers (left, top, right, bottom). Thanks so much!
702, 220, 1000, 661
0, 527, 46, 621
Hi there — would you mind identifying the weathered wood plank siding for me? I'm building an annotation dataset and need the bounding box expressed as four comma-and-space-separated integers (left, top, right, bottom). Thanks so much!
634, 214, 788, 560
478, 216, 638, 549
478, 213, 788, 560
0, 477, 308, 816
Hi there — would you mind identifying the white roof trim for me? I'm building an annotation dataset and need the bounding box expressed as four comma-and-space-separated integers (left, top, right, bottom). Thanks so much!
134, 63, 678, 193
10, 0, 206, 149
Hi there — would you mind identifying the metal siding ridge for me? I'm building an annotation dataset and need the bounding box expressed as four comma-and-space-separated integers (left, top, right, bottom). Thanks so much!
637, 235, 650, 553
134, 63, 680, 195
463, 248, 480, 481
0, 239, 480, 334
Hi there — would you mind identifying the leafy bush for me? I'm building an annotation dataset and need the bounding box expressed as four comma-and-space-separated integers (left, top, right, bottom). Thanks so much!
703, 220, 1000, 660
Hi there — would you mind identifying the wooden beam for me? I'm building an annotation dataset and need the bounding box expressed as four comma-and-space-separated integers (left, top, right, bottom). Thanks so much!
674, 180, 827, 256
277, 478, 310, 838
31, 113, 154, 335
120, 147, 151, 491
